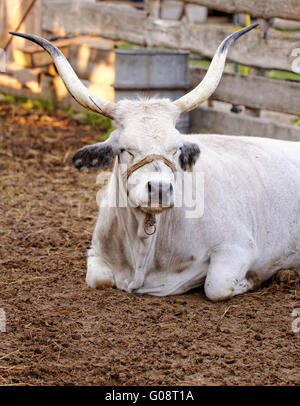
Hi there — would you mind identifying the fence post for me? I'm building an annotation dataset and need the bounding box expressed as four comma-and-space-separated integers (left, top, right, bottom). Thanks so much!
244, 67, 265, 118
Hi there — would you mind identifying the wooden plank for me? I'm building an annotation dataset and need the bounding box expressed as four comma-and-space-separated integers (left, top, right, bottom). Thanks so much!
273, 18, 300, 30
98, 0, 146, 9
12, 40, 69, 67
37, 35, 116, 84
0, 71, 43, 99
189, 106, 300, 142
52, 76, 114, 110
6, 62, 43, 84
186, 0, 300, 22
147, 20, 300, 72
4, 63, 53, 99
0, 73, 23, 90
68, 37, 115, 85
42, 1, 300, 71
190, 67, 300, 116
42, 0, 147, 44
15, 36, 115, 71
57, 35, 115, 50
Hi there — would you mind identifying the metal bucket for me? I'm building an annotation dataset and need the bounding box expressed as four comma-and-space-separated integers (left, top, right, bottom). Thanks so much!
114, 49, 190, 133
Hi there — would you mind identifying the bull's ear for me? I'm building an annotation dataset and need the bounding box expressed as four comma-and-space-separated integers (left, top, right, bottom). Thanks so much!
72, 141, 115, 170
179, 142, 200, 171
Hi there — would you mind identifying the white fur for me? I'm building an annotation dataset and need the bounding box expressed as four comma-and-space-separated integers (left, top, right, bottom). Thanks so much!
85, 99, 300, 300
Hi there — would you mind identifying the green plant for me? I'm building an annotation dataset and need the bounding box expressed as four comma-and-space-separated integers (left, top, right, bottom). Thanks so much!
99, 116, 114, 140
189, 58, 210, 67
266, 70, 300, 81
71, 109, 113, 139
294, 116, 300, 126
274, 26, 300, 32
0, 91, 55, 111
21, 98, 55, 111
118, 42, 136, 49
0, 91, 113, 138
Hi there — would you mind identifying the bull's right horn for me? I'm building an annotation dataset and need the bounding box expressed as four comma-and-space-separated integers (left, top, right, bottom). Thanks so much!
174, 23, 259, 114
9, 32, 116, 119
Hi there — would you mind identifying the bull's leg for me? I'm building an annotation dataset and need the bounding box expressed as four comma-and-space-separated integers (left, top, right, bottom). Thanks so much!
204, 247, 258, 301
86, 248, 115, 288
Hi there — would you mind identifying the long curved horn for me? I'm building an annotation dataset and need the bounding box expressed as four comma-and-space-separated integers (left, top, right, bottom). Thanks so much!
174, 23, 259, 114
9, 32, 116, 118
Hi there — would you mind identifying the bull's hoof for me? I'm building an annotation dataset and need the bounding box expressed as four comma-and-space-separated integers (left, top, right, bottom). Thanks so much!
86, 267, 114, 289
86, 277, 114, 289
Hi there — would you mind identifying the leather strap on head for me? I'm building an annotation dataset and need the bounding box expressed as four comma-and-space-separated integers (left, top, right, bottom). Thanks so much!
125, 154, 177, 180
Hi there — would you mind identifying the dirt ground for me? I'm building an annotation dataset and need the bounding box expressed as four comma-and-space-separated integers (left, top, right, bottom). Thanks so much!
0, 102, 299, 386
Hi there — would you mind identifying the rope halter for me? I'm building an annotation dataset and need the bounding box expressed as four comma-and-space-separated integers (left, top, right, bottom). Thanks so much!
121, 154, 177, 235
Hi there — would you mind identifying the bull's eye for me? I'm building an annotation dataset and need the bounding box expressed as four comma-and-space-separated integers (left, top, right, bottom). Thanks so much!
120, 149, 134, 158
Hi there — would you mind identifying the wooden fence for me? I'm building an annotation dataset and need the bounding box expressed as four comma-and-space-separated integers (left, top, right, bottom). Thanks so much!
1, 0, 300, 140
186, 0, 300, 22
42, 1, 300, 72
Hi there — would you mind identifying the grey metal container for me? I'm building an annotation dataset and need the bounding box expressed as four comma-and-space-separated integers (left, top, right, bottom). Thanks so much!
114, 49, 190, 133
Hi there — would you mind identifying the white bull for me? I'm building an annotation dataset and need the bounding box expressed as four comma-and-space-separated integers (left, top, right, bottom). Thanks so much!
11, 25, 300, 301
86, 122, 300, 300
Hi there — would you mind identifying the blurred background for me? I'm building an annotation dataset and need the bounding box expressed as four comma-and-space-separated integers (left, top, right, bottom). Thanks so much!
1, 0, 300, 138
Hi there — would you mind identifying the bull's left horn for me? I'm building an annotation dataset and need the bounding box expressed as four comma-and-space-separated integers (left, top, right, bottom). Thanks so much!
173, 23, 259, 114
9, 32, 116, 119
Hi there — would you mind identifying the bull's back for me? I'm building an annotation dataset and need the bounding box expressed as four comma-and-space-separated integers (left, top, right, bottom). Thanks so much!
185, 133, 300, 272
187, 134, 300, 185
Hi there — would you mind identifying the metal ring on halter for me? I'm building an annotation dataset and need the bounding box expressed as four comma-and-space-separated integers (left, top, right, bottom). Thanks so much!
144, 212, 157, 235
144, 224, 157, 235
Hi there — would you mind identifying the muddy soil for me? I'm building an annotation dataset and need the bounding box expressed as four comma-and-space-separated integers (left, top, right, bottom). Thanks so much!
0, 102, 299, 386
